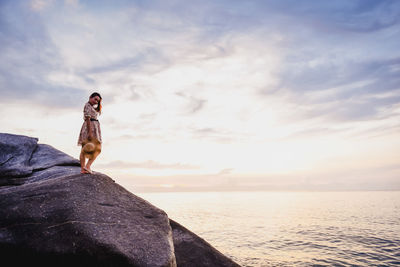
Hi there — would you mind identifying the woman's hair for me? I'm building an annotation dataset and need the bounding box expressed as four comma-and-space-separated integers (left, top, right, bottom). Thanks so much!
90, 92, 102, 113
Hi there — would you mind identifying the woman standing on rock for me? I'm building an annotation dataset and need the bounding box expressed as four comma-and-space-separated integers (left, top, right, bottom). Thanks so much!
77, 92, 102, 174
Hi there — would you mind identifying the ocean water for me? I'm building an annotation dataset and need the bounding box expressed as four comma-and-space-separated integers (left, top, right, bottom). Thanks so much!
134, 191, 400, 267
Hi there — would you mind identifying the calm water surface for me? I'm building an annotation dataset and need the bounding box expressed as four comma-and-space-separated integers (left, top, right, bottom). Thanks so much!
134, 191, 400, 267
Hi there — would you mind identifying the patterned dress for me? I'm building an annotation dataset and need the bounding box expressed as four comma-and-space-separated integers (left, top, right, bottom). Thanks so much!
77, 102, 102, 146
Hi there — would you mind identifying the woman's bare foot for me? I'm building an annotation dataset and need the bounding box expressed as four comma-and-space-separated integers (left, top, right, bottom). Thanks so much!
81, 168, 90, 174
83, 166, 93, 174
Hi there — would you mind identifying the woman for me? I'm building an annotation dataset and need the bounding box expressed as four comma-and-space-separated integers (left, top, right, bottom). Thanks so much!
77, 92, 102, 174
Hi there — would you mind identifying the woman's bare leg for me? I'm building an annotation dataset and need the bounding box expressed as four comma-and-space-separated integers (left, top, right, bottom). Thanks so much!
80, 151, 89, 173
85, 153, 100, 172
85, 145, 101, 172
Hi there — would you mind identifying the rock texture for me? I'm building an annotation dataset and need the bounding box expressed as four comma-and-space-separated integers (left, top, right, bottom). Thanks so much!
0, 133, 240, 267
0, 133, 38, 179
0, 133, 79, 186
170, 220, 239, 267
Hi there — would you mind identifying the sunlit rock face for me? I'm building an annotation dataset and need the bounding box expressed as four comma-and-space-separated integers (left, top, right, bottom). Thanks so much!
0, 133, 240, 267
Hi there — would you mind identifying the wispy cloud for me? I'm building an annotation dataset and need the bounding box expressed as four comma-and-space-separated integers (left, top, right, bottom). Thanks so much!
175, 91, 207, 114
97, 160, 200, 170
0, 1, 85, 107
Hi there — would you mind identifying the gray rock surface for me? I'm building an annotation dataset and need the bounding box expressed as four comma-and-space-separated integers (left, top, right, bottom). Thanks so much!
0, 173, 176, 267
0, 133, 38, 178
0, 133, 240, 266
170, 220, 240, 267
29, 143, 80, 171
0, 133, 80, 186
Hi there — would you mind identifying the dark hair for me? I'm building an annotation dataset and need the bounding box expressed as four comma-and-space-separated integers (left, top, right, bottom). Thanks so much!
90, 92, 102, 113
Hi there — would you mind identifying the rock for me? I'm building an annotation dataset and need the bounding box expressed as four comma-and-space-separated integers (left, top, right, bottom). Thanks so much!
170, 220, 240, 267
0, 133, 38, 178
29, 143, 80, 171
0, 133, 240, 266
0, 173, 176, 267
0, 133, 80, 186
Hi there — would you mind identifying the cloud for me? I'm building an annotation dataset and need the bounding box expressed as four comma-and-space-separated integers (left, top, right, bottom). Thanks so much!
261, 0, 400, 33
64, 0, 79, 8
254, 1, 400, 125
0, 1, 86, 107
97, 160, 201, 170
217, 168, 234, 175
267, 57, 400, 123
175, 92, 207, 114
30, 0, 53, 11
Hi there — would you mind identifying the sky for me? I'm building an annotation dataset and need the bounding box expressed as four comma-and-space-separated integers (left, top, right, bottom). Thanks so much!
0, 0, 399, 191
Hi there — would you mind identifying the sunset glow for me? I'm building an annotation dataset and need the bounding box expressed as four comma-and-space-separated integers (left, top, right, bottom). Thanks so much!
1, 0, 399, 191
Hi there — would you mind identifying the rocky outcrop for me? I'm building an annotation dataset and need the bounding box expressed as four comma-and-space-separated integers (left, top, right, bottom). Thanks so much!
0, 133, 240, 267
0, 133, 80, 186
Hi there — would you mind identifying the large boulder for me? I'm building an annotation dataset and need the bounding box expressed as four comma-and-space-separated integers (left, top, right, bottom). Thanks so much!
0, 173, 176, 267
0, 133, 240, 266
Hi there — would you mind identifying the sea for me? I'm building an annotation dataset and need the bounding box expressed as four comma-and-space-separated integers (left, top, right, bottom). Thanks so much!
133, 191, 400, 267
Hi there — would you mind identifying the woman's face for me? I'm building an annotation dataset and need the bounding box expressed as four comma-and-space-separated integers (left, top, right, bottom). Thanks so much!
90, 96, 101, 105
